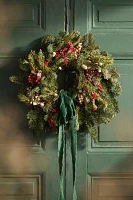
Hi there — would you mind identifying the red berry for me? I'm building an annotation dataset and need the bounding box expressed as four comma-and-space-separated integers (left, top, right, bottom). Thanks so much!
92, 93, 97, 99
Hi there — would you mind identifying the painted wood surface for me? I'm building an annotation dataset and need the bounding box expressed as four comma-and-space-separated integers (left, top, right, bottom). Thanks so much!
74, 0, 133, 199
0, 0, 65, 200
1, 0, 133, 199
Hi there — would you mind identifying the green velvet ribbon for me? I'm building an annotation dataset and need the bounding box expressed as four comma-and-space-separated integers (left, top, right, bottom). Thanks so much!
58, 89, 77, 200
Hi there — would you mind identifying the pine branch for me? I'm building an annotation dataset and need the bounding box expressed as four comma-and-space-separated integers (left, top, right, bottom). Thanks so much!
9, 76, 24, 84
88, 32, 99, 50
18, 93, 29, 103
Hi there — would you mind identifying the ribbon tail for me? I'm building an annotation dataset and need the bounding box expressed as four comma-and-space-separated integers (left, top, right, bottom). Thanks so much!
58, 89, 77, 200
58, 124, 65, 200
69, 117, 77, 200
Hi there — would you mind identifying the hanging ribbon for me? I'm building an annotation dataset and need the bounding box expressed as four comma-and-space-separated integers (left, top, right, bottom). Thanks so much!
58, 89, 77, 200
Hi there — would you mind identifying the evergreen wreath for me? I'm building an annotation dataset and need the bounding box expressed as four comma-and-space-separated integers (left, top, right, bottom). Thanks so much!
10, 31, 121, 142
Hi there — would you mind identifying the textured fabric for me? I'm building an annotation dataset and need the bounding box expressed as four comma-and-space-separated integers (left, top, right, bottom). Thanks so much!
58, 89, 77, 200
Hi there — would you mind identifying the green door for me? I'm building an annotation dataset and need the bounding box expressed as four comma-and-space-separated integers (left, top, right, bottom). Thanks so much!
1, 0, 133, 200
0, 1, 65, 200
73, 0, 133, 199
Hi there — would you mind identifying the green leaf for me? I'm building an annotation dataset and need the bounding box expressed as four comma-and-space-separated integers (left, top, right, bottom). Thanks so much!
18, 93, 29, 103
19, 59, 30, 72
9, 76, 24, 84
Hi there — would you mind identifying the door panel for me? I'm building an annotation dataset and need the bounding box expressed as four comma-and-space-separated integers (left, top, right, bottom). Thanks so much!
1, 0, 65, 200
90, 0, 133, 59
74, 0, 133, 199
99, 60, 133, 142
0, 0, 65, 56
92, 175, 133, 200
0, 175, 42, 200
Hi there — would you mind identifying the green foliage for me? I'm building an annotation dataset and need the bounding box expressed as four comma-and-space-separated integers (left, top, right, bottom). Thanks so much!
19, 59, 30, 71
9, 31, 122, 142
27, 108, 44, 131
88, 32, 99, 50
18, 93, 29, 103
9, 75, 23, 84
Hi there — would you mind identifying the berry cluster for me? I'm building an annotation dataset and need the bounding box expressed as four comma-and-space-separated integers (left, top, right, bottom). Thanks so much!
84, 68, 99, 82
28, 73, 41, 84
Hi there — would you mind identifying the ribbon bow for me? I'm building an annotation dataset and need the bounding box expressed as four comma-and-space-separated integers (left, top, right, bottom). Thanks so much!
58, 89, 77, 200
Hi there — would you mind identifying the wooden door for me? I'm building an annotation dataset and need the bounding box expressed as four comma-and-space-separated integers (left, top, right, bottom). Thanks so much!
1, 0, 65, 200
2, 0, 133, 200
72, 0, 133, 199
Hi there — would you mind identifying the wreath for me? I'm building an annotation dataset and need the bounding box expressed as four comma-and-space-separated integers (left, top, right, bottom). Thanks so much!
9, 31, 121, 200
10, 31, 121, 141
